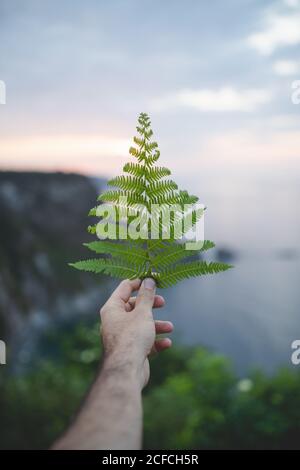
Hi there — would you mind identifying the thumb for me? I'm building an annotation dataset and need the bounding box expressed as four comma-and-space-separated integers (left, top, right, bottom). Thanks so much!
135, 278, 156, 311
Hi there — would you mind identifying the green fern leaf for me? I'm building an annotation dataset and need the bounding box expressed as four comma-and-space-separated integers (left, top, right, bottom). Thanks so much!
152, 240, 215, 269
98, 190, 147, 207
70, 112, 233, 288
70, 258, 145, 280
108, 175, 145, 193
123, 162, 145, 178
84, 240, 147, 265
146, 166, 171, 182
147, 180, 178, 199
157, 261, 232, 288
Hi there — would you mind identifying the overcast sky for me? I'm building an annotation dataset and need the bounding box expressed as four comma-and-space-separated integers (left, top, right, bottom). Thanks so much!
0, 0, 299, 183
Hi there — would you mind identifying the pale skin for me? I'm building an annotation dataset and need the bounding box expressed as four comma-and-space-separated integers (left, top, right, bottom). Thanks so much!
52, 277, 173, 450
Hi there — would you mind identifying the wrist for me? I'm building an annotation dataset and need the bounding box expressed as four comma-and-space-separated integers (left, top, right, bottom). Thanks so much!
101, 348, 144, 390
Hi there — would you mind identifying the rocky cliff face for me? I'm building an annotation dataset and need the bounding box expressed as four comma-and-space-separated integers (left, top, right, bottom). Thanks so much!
0, 171, 110, 367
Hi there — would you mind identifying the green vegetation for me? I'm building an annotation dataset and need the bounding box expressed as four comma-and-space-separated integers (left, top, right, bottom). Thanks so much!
1, 322, 300, 449
71, 113, 231, 287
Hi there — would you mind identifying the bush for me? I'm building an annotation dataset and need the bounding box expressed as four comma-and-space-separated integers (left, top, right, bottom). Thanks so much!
1, 322, 300, 450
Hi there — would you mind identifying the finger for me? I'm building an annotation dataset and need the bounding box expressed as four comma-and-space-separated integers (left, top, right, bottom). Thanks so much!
109, 279, 141, 306
151, 337, 172, 354
155, 320, 173, 334
126, 295, 165, 311
135, 278, 156, 311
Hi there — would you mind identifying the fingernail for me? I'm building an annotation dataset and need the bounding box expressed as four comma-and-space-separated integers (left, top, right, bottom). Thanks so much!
143, 277, 156, 290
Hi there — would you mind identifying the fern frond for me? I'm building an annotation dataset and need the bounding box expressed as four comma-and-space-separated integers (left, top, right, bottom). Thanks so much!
87, 224, 96, 234
144, 129, 153, 140
71, 112, 233, 289
149, 190, 198, 207
138, 113, 151, 128
84, 240, 147, 264
123, 162, 171, 182
129, 146, 139, 157
70, 258, 144, 280
133, 136, 144, 147
151, 244, 194, 269
138, 151, 150, 164
70, 258, 108, 274
146, 166, 171, 182
149, 204, 184, 239
108, 175, 145, 193
123, 162, 145, 178
177, 190, 199, 205
147, 180, 178, 198
87, 223, 149, 244
171, 207, 205, 236
150, 192, 176, 205
151, 240, 215, 269
146, 151, 160, 166
145, 141, 158, 152
98, 190, 147, 207
157, 261, 232, 287
88, 206, 98, 217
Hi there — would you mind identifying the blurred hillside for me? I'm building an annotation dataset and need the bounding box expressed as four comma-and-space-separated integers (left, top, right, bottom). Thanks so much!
0, 171, 110, 368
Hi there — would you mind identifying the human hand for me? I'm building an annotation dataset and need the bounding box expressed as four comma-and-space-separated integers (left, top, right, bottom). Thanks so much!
100, 278, 173, 389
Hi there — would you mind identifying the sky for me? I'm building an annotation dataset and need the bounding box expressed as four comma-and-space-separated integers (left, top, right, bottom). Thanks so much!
0, 0, 300, 185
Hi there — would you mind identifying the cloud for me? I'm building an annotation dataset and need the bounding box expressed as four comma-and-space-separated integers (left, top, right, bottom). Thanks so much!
151, 87, 272, 112
248, 12, 300, 55
273, 59, 300, 76
284, 0, 300, 8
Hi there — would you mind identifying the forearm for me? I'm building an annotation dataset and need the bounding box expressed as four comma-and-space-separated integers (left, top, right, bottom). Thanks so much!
53, 353, 143, 450
52, 278, 171, 450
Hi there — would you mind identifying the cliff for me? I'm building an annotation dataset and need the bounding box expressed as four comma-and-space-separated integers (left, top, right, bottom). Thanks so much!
0, 171, 110, 366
